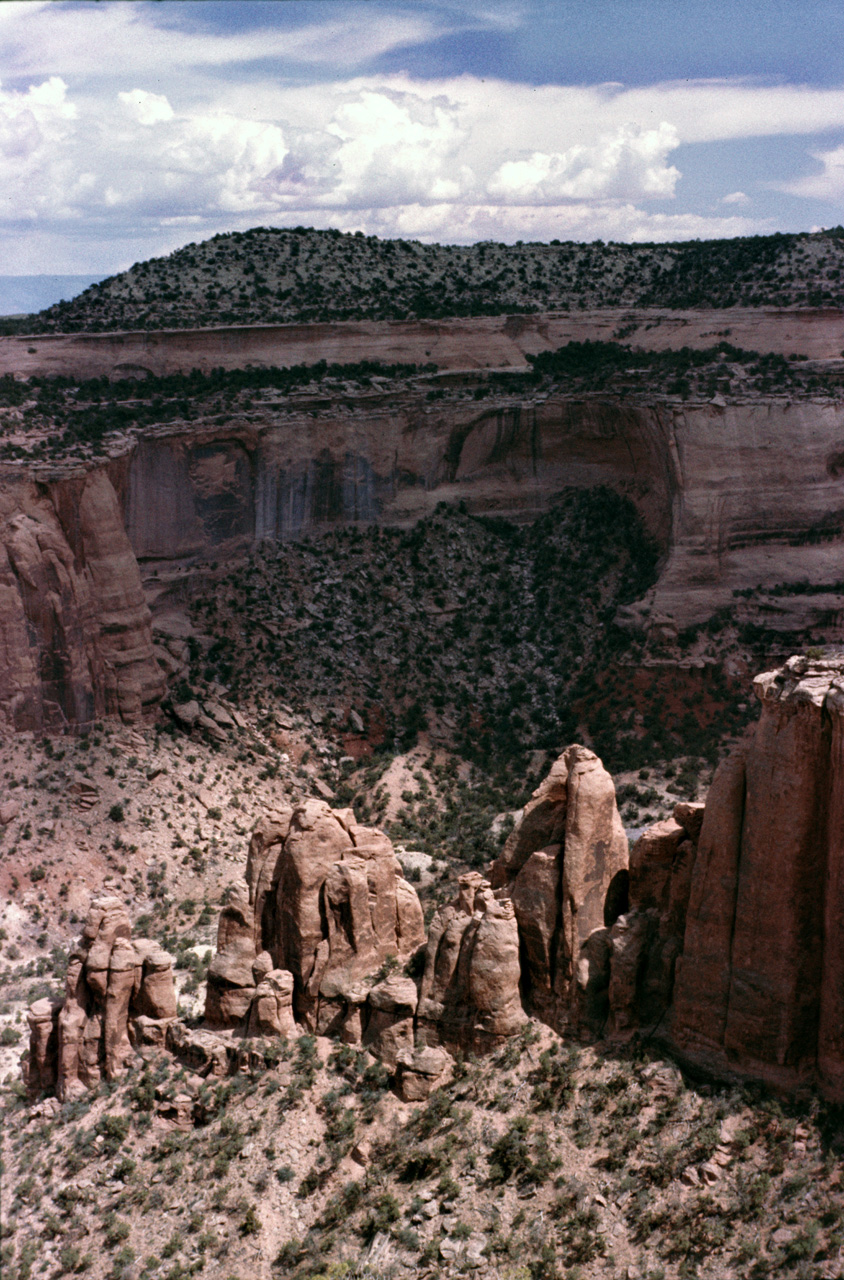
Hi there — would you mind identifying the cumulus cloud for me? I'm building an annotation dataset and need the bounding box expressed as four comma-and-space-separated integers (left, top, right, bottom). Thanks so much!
488, 122, 680, 202
118, 90, 174, 127
5, 39, 844, 269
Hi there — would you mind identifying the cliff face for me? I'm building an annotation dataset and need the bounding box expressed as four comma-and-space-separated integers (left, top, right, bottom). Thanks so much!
8, 379, 844, 726
0, 468, 163, 729
118, 392, 844, 635
671, 655, 844, 1094
120, 395, 673, 560
585, 655, 844, 1099
5, 306, 844, 382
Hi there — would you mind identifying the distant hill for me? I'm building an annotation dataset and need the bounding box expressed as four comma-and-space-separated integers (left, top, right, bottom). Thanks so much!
15, 226, 844, 334
0, 274, 107, 317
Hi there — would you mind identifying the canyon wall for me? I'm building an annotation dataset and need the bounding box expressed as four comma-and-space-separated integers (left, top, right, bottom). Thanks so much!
6, 380, 844, 727
117, 391, 844, 635
585, 654, 844, 1099
5, 307, 844, 727
0, 467, 163, 730
5, 306, 844, 381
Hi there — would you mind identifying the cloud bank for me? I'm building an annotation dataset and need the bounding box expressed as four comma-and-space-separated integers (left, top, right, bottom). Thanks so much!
3, 3, 844, 270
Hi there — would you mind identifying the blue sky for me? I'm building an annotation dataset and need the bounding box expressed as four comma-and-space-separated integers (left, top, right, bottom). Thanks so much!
3, 0, 844, 273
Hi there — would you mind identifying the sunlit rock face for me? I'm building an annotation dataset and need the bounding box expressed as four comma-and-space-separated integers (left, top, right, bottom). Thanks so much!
570, 654, 844, 1101
489, 744, 630, 1033
203, 801, 425, 1042
671, 654, 844, 1097
0, 469, 163, 731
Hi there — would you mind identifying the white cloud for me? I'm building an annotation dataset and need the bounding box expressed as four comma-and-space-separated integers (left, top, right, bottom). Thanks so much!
0, 2, 473, 78
488, 122, 680, 202
118, 90, 174, 127
779, 143, 844, 200
6, 30, 844, 271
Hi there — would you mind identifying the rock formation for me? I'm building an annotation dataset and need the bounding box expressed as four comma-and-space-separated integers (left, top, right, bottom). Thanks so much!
203, 754, 629, 1064
671, 654, 844, 1095
0, 471, 163, 730
204, 801, 426, 1044
25, 896, 176, 1100
490, 745, 630, 1030
416, 872, 526, 1055
574, 653, 844, 1101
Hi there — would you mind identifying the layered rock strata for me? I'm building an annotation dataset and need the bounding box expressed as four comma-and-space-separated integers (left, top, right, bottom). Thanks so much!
203, 801, 426, 1044
25, 896, 176, 1100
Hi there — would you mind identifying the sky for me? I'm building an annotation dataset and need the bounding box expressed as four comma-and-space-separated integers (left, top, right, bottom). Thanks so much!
4, 0, 844, 274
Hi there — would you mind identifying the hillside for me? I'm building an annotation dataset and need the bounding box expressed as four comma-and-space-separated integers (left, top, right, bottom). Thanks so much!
15, 225, 844, 334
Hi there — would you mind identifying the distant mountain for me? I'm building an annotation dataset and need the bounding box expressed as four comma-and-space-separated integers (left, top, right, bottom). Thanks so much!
0, 274, 108, 317
15, 225, 844, 333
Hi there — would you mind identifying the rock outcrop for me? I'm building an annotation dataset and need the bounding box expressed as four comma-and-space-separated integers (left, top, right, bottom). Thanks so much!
25, 896, 176, 1100
671, 655, 844, 1095
416, 872, 526, 1054
490, 745, 630, 1030
204, 801, 426, 1043
580, 654, 844, 1101
0, 471, 163, 730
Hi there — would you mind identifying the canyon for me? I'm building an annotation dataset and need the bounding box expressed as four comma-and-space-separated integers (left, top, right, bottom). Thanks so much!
7, 226, 844, 1279
4, 308, 844, 730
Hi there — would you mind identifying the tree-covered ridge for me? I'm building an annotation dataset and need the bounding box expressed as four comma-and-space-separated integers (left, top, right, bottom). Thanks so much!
12, 225, 844, 334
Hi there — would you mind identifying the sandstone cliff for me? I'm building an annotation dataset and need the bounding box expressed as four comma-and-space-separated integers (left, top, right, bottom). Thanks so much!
671, 654, 844, 1095
0, 469, 163, 729
575, 654, 844, 1100
120, 390, 844, 636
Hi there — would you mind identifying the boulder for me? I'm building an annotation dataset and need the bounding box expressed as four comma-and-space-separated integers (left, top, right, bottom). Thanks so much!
395, 1046, 454, 1102
363, 975, 418, 1066
245, 968, 296, 1038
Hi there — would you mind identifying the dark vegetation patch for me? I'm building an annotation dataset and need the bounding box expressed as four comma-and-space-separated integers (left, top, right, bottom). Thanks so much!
0, 358, 434, 461
187, 493, 764, 862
